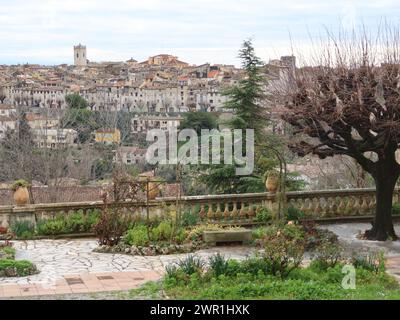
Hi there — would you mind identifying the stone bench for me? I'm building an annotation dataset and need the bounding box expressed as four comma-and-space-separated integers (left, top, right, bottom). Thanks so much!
203, 229, 252, 246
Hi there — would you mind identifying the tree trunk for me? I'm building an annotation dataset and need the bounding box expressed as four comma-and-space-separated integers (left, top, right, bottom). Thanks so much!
365, 161, 399, 241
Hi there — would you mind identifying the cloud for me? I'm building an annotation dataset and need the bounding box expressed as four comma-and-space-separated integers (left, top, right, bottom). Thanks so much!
0, 0, 399, 65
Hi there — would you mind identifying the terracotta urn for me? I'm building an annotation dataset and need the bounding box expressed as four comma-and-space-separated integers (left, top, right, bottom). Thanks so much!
147, 182, 159, 200
265, 173, 279, 193
13, 187, 30, 206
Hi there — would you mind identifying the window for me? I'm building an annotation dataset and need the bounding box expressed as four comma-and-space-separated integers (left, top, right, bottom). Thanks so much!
77, 53, 79, 58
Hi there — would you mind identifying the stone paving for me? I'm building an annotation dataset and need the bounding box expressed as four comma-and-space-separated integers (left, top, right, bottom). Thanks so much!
2, 223, 400, 298
0, 239, 255, 298
324, 222, 400, 281
324, 223, 400, 256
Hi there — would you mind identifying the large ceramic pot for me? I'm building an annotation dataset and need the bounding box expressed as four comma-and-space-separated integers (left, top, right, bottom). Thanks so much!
13, 187, 30, 206
147, 182, 159, 200
265, 174, 279, 193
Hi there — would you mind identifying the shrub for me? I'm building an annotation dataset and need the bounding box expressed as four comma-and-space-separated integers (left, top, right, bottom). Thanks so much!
285, 206, 305, 221
64, 212, 85, 233
208, 253, 229, 277
174, 228, 186, 244
10, 221, 35, 239
300, 221, 338, 250
251, 227, 267, 240
36, 219, 65, 235
177, 255, 205, 276
239, 256, 271, 276
392, 203, 400, 215
152, 220, 173, 241
123, 225, 149, 247
350, 250, 385, 274
0, 259, 38, 277
225, 259, 242, 276
180, 211, 199, 227
254, 208, 271, 223
310, 241, 343, 271
262, 224, 306, 278
264, 223, 306, 241
165, 264, 180, 279
36, 210, 101, 236
94, 208, 129, 246
0, 246, 15, 259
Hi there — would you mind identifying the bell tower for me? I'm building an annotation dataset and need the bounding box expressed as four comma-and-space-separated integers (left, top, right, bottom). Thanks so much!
74, 44, 87, 66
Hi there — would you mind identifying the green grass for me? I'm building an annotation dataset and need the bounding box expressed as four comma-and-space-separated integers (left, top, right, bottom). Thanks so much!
123, 265, 400, 300
0, 246, 16, 259
0, 246, 38, 278
0, 259, 38, 277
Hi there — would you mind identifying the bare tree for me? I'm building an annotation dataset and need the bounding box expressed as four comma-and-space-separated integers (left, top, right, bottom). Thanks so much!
283, 25, 400, 240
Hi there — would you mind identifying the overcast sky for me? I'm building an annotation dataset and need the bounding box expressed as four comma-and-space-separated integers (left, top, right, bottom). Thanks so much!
0, 0, 399, 66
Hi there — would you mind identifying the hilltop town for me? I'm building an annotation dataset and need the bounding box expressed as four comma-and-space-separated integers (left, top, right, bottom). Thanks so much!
0, 45, 299, 191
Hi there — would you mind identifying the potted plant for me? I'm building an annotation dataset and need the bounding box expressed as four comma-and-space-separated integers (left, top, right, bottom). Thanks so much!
138, 173, 160, 200
265, 170, 280, 193
147, 180, 161, 200
11, 179, 31, 206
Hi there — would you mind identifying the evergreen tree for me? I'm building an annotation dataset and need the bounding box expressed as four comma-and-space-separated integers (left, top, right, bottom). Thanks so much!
179, 111, 218, 135
65, 93, 88, 109
201, 40, 274, 194
224, 39, 267, 142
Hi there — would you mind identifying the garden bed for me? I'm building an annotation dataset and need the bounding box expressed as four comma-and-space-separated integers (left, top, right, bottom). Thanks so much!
93, 223, 233, 256
94, 242, 208, 256
0, 244, 39, 277
123, 234, 397, 300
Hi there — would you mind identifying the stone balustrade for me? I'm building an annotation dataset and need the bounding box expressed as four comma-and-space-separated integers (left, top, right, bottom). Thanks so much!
0, 188, 399, 228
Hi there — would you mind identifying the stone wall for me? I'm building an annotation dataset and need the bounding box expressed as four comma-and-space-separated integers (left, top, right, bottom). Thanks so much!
0, 186, 107, 205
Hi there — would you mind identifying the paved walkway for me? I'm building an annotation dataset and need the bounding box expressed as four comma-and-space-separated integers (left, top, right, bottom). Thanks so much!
324, 223, 400, 281
0, 239, 254, 298
2, 223, 400, 298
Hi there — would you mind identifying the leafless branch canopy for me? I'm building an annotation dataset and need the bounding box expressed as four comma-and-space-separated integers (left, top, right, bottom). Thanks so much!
283, 24, 400, 175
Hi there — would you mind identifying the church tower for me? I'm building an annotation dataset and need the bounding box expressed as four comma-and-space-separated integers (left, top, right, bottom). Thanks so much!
74, 44, 87, 66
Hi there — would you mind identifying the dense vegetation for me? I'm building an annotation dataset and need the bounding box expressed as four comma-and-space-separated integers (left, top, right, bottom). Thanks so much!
0, 245, 38, 277
124, 230, 398, 300
9, 209, 101, 239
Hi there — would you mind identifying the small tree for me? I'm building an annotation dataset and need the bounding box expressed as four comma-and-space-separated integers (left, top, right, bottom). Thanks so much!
179, 111, 218, 135
202, 39, 278, 194
224, 39, 267, 142
283, 26, 400, 240
65, 93, 88, 109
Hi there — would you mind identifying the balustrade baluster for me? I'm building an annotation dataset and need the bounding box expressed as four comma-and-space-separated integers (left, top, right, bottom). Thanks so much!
337, 197, 346, 215
306, 198, 313, 216
298, 198, 306, 214
248, 202, 254, 220
215, 202, 222, 221
223, 202, 230, 221
207, 202, 214, 221
329, 197, 338, 216
361, 196, 369, 215
239, 202, 247, 221
231, 202, 238, 221
199, 204, 206, 221
353, 196, 361, 215
314, 197, 322, 218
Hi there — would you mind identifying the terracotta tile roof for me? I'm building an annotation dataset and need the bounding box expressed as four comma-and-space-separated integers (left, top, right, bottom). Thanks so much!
207, 70, 220, 78
0, 115, 14, 122
0, 104, 15, 110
